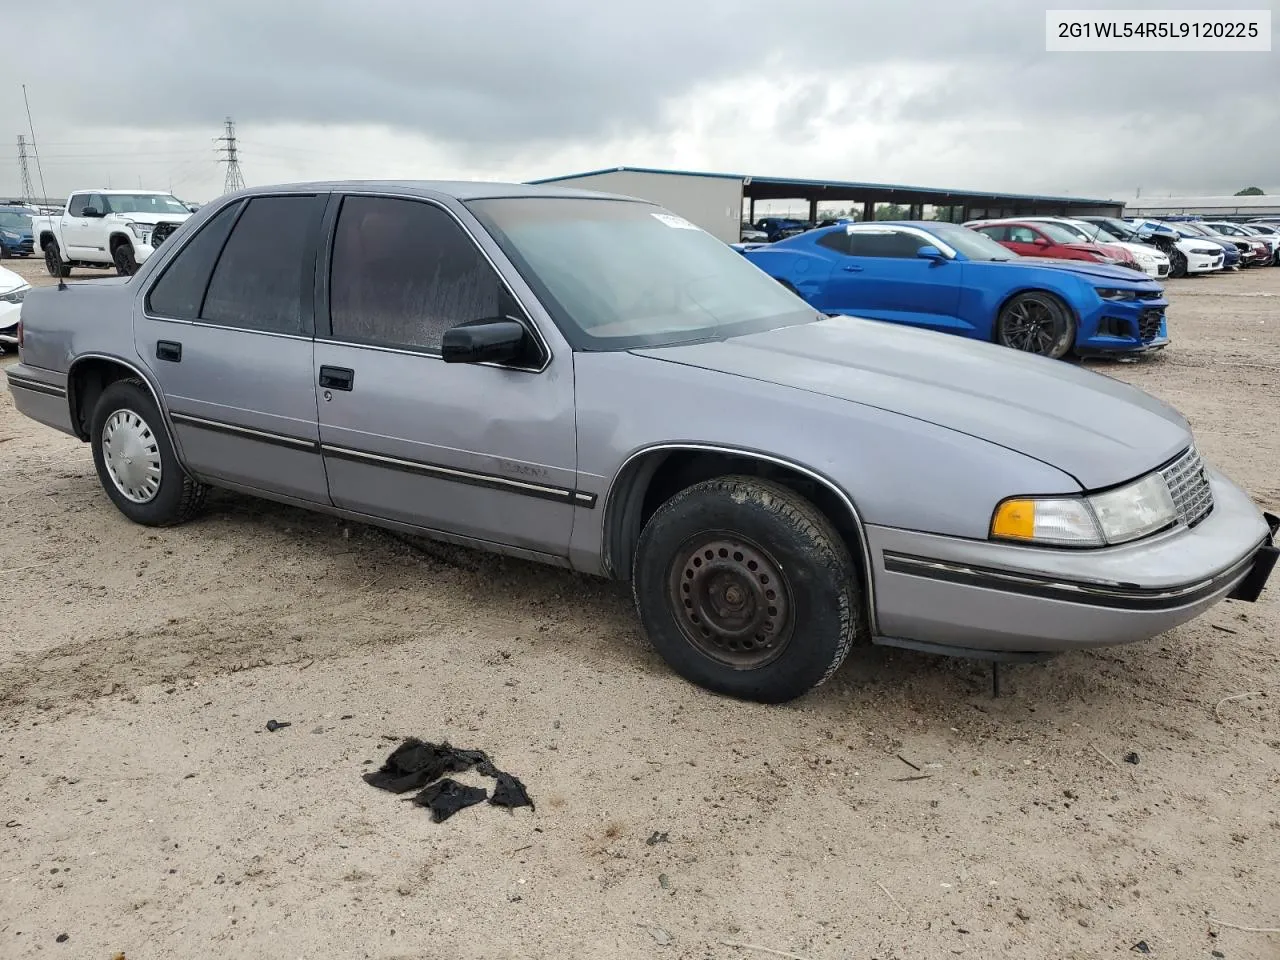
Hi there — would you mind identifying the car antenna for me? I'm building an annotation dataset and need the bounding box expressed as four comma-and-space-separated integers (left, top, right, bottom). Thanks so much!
23, 83, 67, 291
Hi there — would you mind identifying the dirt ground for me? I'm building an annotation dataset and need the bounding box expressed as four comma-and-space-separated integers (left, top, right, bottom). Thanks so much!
1, 253, 1278, 960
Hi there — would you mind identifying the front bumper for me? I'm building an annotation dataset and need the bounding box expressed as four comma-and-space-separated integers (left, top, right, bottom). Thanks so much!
1078, 300, 1169, 354
1, 236, 34, 256
1186, 252, 1223, 273
868, 469, 1275, 654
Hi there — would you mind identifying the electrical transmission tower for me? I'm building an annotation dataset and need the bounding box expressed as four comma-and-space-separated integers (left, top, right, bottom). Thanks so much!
216, 117, 245, 194
16, 135, 35, 204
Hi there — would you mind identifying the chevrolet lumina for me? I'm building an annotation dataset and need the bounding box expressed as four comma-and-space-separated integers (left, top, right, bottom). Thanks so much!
5, 181, 1276, 703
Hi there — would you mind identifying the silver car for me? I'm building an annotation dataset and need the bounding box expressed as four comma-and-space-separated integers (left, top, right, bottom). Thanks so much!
6, 181, 1277, 703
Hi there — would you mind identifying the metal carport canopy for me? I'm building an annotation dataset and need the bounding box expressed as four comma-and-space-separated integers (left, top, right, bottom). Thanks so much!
527, 165, 1121, 216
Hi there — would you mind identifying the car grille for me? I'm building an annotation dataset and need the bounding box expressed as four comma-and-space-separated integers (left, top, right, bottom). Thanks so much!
1136, 290, 1162, 300
1156, 264, 1170, 277
1160, 446, 1214, 528
151, 221, 179, 247
1138, 308, 1164, 341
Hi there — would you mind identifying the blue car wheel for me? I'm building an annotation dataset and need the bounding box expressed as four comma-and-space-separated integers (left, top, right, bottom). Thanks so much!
996, 292, 1076, 359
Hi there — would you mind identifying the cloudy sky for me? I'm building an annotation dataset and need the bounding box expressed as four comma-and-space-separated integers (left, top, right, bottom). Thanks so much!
2, 0, 1275, 206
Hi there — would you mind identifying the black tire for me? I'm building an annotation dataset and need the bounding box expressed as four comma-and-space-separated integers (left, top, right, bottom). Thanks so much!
633, 476, 863, 703
112, 242, 138, 276
44, 241, 71, 278
995, 291, 1076, 359
1168, 248, 1187, 278
90, 379, 207, 526
0, 244, 7, 259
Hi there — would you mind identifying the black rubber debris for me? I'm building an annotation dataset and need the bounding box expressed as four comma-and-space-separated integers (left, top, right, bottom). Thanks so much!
365, 738, 534, 821
412, 779, 488, 822
489, 771, 535, 811
265, 720, 290, 733
1131, 941, 1150, 954
363, 739, 476, 794
1124, 751, 1141, 765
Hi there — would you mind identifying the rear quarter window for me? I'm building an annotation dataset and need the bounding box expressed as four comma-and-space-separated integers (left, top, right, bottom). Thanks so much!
145, 201, 244, 320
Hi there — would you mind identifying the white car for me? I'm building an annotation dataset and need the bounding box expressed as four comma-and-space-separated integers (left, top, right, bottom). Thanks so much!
0, 264, 29, 353
1126, 219, 1226, 276
30, 189, 194, 277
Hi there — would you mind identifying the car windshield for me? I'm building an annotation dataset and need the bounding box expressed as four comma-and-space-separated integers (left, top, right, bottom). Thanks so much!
1041, 220, 1092, 241
1100, 219, 1138, 240
0, 211, 30, 230
1173, 223, 1209, 237
467, 197, 817, 351
924, 223, 1015, 261
1082, 222, 1124, 242
1036, 222, 1088, 244
101, 193, 190, 215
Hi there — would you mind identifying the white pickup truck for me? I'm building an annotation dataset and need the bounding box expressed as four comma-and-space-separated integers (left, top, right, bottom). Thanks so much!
32, 189, 196, 277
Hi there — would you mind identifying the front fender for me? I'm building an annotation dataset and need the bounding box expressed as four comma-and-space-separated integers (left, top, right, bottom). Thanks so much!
741, 248, 834, 305
570, 350, 1080, 578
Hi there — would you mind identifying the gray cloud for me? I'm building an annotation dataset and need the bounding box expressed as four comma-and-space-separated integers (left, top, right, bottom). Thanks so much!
2, 0, 1276, 198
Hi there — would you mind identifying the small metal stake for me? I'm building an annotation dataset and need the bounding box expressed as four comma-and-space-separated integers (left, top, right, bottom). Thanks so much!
991, 662, 1001, 698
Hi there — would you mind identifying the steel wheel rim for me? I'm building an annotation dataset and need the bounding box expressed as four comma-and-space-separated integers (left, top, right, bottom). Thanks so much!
1002, 296, 1064, 355
101, 408, 162, 503
667, 533, 794, 669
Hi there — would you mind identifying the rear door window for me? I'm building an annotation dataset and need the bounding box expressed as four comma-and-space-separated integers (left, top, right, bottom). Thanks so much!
145, 200, 244, 320
201, 194, 326, 335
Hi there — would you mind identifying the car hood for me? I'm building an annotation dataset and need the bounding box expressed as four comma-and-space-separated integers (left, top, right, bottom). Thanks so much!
984, 256, 1157, 284
107, 211, 191, 225
0, 265, 24, 292
632, 317, 1190, 490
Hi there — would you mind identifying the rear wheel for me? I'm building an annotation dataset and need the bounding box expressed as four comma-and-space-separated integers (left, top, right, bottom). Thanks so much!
44, 241, 71, 278
996, 292, 1075, 359
90, 379, 207, 526
633, 476, 863, 703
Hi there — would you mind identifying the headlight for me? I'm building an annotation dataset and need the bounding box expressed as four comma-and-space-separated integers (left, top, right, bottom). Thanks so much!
1134, 252, 1155, 264
991, 473, 1176, 548
1, 230, 19, 240
127, 222, 151, 241
1096, 288, 1137, 301
0, 284, 30, 304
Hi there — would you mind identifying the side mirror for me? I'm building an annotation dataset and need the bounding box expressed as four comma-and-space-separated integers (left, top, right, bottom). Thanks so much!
81, 207, 101, 218
1033, 236, 1050, 246
441, 319, 529, 365
916, 245, 946, 261
187, 204, 200, 213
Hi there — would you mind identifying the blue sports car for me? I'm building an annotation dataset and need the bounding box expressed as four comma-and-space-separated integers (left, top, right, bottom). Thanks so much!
737, 221, 1169, 359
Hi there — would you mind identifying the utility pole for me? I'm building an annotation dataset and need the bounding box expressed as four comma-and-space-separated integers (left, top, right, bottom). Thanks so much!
16, 135, 35, 204
216, 117, 245, 194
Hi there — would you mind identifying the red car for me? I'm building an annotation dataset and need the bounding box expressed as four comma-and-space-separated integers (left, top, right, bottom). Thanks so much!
966, 219, 1142, 271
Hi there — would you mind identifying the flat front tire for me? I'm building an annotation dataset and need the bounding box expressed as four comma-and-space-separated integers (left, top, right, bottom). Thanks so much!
44, 242, 71, 278
90, 379, 207, 526
633, 476, 863, 703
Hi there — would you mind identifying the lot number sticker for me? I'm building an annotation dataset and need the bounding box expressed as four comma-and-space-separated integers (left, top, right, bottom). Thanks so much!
652, 213, 701, 230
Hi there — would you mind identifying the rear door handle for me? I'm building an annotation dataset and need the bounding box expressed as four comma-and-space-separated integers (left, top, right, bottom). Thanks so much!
156, 340, 182, 362
843, 264, 863, 272
318, 366, 354, 391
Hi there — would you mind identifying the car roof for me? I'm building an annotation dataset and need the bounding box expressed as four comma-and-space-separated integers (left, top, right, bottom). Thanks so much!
216, 179, 648, 204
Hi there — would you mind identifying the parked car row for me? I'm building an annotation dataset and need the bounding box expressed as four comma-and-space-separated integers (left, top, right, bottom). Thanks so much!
736, 220, 1169, 361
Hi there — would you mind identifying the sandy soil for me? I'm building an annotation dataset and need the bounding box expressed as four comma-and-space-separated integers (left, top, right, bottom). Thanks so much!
1, 254, 1278, 960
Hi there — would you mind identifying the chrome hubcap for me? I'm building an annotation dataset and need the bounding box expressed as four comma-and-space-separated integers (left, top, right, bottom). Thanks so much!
102, 409, 162, 503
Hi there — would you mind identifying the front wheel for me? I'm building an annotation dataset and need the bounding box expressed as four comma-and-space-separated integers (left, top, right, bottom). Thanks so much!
995, 292, 1076, 359
1168, 247, 1188, 278
44, 242, 71, 278
633, 476, 864, 703
90, 379, 207, 526
112, 243, 138, 276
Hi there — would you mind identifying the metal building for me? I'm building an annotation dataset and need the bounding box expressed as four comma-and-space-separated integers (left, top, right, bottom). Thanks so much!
1123, 194, 1280, 219
527, 166, 1124, 243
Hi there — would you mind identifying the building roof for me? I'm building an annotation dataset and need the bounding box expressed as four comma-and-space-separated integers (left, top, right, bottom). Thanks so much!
527, 165, 1119, 208
1123, 194, 1280, 216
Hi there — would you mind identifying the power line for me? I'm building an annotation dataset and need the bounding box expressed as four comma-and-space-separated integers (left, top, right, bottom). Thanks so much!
216, 117, 245, 194
16, 136, 34, 204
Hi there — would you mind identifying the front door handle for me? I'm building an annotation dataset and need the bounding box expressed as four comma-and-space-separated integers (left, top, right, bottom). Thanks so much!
156, 340, 182, 362
842, 264, 864, 272
318, 366, 354, 391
